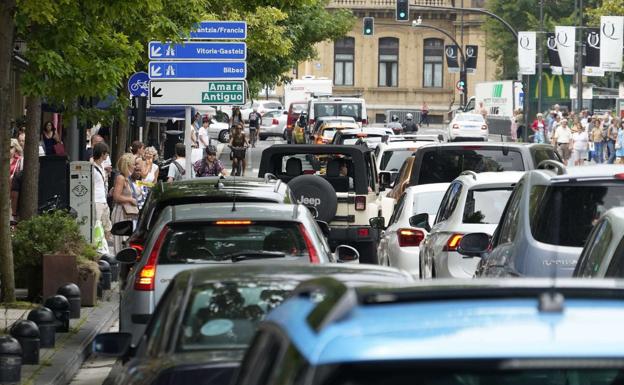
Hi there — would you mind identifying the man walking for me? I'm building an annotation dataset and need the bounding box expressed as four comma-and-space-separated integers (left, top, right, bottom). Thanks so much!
93, 142, 112, 241
402, 113, 418, 133
248, 107, 261, 148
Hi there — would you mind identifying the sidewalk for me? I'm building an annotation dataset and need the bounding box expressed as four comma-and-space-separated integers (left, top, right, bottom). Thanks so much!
3, 284, 119, 385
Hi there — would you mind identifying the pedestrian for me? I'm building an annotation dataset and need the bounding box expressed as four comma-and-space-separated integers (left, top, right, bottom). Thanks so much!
402, 113, 418, 133
552, 119, 572, 164
606, 118, 619, 164
616, 119, 624, 164
198, 115, 211, 149
230, 106, 243, 127
248, 107, 261, 148
92, 142, 112, 242
130, 156, 146, 210
514, 109, 525, 142
17, 132, 25, 150
194, 146, 227, 177
190, 113, 200, 149
141, 146, 159, 187
570, 122, 589, 166
531, 113, 546, 143
420, 102, 430, 127
130, 140, 145, 158
590, 120, 605, 164
41, 121, 61, 156
9, 138, 23, 185
111, 153, 138, 253
167, 143, 187, 183
229, 123, 248, 176
387, 115, 403, 134
478, 101, 488, 120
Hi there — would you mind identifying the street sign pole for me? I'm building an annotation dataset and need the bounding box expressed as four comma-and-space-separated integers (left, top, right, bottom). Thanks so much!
185, 106, 192, 180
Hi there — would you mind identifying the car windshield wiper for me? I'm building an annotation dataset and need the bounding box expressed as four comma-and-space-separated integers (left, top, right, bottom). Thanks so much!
218, 250, 286, 263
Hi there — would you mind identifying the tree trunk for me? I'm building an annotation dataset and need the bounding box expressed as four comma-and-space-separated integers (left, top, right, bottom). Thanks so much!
19, 95, 41, 220
0, 0, 17, 302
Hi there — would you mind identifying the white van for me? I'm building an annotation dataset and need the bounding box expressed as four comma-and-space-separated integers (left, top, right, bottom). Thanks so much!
307, 96, 368, 128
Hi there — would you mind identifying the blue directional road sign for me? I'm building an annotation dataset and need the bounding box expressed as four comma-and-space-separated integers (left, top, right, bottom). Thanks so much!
189, 21, 247, 40
148, 61, 246, 80
148, 41, 246, 61
127, 71, 150, 97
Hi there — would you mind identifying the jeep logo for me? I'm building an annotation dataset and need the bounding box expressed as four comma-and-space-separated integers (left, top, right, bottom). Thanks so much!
299, 196, 321, 206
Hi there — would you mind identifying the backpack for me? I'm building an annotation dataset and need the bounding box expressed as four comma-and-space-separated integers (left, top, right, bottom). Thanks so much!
172, 160, 186, 181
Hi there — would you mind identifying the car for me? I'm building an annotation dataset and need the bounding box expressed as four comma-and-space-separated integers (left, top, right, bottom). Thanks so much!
233, 278, 624, 385
448, 113, 489, 141
258, 144, 382, 264
419, 171, 523, 279
307, 96, 368, 127
310, 116, 358, 138
381, 133, 442, 144
114, 201, 356, 345
94, 263, 414, 385
313, 121, 360, 144
463, 165, 624, 278
207, 118, 231, 143
124, 177, 295, 258
259, 109, 288, 140
286, 101, 308, 133
241, 100, 283, 122
376, 183, 449, 276
574, 207, 624, 279
331, 127, 395, 148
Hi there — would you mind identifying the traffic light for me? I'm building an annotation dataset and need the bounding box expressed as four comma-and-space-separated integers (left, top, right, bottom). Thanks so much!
396, 0, 409, 21
363, 17, 374, 36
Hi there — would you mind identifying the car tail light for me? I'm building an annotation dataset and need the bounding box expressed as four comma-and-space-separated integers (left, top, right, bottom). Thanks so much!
398, 228, 425, 247
481, 124, 488, 130
452, 124, 460, 129
298, 224, 320, 264
215, 220, 252, 225
443, 233, 464, 252
355, 196, 366, 211
357, 228, 369, 238
362, 119, 368, 126
272, 118, 279, 125
615, 173, 624, 180
134, 226, 169, 291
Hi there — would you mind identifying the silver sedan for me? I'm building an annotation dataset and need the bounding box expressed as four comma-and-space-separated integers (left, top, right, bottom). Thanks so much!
260, 110, 288, 140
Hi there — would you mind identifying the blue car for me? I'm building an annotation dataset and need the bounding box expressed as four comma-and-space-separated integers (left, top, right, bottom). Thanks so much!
234, 278, 624, 385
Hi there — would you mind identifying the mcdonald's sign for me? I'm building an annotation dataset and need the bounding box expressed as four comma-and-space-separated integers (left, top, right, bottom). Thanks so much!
530, 74, 573, 101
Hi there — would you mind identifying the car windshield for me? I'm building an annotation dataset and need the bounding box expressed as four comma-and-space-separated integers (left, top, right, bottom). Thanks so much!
380, 150, 413, 171
314, 365, 623, 385
463, 188, 514, 224
178, 281, 296, 352
314, 103, 362, 121
412, 191, 446, 216
264, 102, 282, 110
457, 115, 485, 122
418, 148, 524, 184
158, 222, 311, 263
530, 184, 624, 247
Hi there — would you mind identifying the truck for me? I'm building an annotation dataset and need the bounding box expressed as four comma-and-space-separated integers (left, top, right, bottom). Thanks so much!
283, 76, 333, 111
464, 80, 524, 137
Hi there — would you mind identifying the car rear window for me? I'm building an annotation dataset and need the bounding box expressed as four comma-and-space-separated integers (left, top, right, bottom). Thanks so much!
456, 115, 485, 122
291, 103, 307, 113
530, 184, 624, 247
158, 222, 310, 263
412, 191, 445, 217
264, 102, 282, 110
463, 188, 513, 224
380, 150, 413, 171
314, 103, 362, 121
418, 148, 524, 184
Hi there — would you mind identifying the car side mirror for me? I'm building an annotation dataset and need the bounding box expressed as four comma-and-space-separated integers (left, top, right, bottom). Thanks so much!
116, 248, 139, 264
283, 110, 288, 115
457, 233, 490, 258
379, 171, 392, 189
437, 134, 444, 142
409, 213, 431, 232
93, 332, 132, 357
369, 216, 385, 230
111, 220, 133, 237
316, 220, 330, 238
336, 245, 359, 263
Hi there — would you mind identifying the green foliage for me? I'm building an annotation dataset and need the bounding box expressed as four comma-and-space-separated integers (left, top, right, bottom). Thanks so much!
587, 0, 624, 25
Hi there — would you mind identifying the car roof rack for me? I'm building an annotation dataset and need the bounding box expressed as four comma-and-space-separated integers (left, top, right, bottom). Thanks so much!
460, 170, 478, 180
537, 160, 566, 175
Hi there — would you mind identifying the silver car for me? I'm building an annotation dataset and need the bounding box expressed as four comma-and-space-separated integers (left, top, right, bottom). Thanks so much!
260, 109, 288, 140
116, 202, 358, 345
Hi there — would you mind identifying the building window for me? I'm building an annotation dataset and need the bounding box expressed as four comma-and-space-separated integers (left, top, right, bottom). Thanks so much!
334, 37, 354, 86
423, 38, 443, 88
378, 37, 399, 87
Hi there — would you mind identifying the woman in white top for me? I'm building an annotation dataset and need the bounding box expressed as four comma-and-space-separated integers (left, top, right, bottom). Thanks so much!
141, 146, 159, 186
570, 122, 589, 166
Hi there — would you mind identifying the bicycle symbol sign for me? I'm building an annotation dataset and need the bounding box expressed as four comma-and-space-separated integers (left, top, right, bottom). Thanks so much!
127, 71, 150, 97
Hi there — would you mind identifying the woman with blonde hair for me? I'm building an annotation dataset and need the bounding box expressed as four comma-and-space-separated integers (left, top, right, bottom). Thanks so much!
111, 153, 138, 253
9, 138, 23, 184
141, 146, 159, 186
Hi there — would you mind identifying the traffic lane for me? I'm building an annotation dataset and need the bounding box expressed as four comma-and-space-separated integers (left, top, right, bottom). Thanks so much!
70, 320, 119, 385
218, 135, 284, 176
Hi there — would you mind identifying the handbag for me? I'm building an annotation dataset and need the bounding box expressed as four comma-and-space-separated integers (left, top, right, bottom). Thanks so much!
122, 202, 139, 215
53, 142, 66, 156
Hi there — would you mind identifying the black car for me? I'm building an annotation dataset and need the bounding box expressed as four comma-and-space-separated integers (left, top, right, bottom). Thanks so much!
94, 264, 413, 385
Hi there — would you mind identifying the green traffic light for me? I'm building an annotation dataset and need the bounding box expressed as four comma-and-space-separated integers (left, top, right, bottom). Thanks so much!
400, 12, 406, 18
365, 29, 371, 34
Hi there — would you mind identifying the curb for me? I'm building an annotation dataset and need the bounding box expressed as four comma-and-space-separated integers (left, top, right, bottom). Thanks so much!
23, 286, 120, 385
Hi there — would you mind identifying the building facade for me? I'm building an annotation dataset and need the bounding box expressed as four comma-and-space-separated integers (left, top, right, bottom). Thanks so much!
293, 0, 498, 123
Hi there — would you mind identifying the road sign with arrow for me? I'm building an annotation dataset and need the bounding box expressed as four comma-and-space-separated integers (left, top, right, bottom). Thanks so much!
149, 80, 246, 106
148, 41, 246, 60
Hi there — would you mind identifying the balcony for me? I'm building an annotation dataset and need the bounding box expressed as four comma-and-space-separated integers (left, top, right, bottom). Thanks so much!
327, 0, 452, 8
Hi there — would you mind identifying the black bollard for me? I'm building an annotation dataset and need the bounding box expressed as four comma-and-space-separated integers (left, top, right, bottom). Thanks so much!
57, 283, 81, 319
26, 307, 55, 348
98, 260, 112, 291
100, 255, 119, 282
44, 295, 70, 333
9, 321, 39, 365
0, 336, 22, 383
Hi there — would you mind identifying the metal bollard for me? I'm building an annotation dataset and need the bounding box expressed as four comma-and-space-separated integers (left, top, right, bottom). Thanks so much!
0, 336, 22, 383
26, 307, 55, 348
44, 295, 70, 333
57, 283, 81, 319
100, 255, 119, 282
9, 321, 39, 365
98, 260, 112, 291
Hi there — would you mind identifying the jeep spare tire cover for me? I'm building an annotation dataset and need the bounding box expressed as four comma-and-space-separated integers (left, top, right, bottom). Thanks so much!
288, 175, 337, 223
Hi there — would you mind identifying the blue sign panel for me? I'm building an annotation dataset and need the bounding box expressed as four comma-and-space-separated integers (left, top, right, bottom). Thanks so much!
148, 61, 246, 80
127, 72, 150, 97
148, 41, 246, 61
189, 21, 247, 40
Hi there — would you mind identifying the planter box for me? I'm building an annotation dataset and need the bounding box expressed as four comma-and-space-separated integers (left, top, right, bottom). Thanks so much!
77, 269, 98, 307
42, 254, 78, 299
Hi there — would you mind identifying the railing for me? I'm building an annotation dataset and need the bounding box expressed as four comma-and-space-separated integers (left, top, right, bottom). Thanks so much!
327, 0, 452, 8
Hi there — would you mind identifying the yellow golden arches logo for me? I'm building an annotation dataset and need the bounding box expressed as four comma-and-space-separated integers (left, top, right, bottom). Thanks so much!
535, 74, 567, 99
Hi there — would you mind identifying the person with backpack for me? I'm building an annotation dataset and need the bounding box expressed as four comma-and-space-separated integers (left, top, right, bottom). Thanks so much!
167, 143, 187, 182
248, 107, 261, 148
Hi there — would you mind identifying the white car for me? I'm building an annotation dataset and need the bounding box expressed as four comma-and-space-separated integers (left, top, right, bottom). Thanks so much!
448, 113, 489, 142
207, 118, 231, 143
377, 183, 449, 277
332, 127, 395, 148
260, 109, 288, 140
241, 100, 283, 122
419, 171, 524, 279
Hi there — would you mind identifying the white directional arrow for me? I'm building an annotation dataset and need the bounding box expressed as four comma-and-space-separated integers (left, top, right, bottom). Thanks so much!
165, 46, 175, 56
150, 45, 162, 57
150, 65, 162, 77
165, 65, 175, 76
